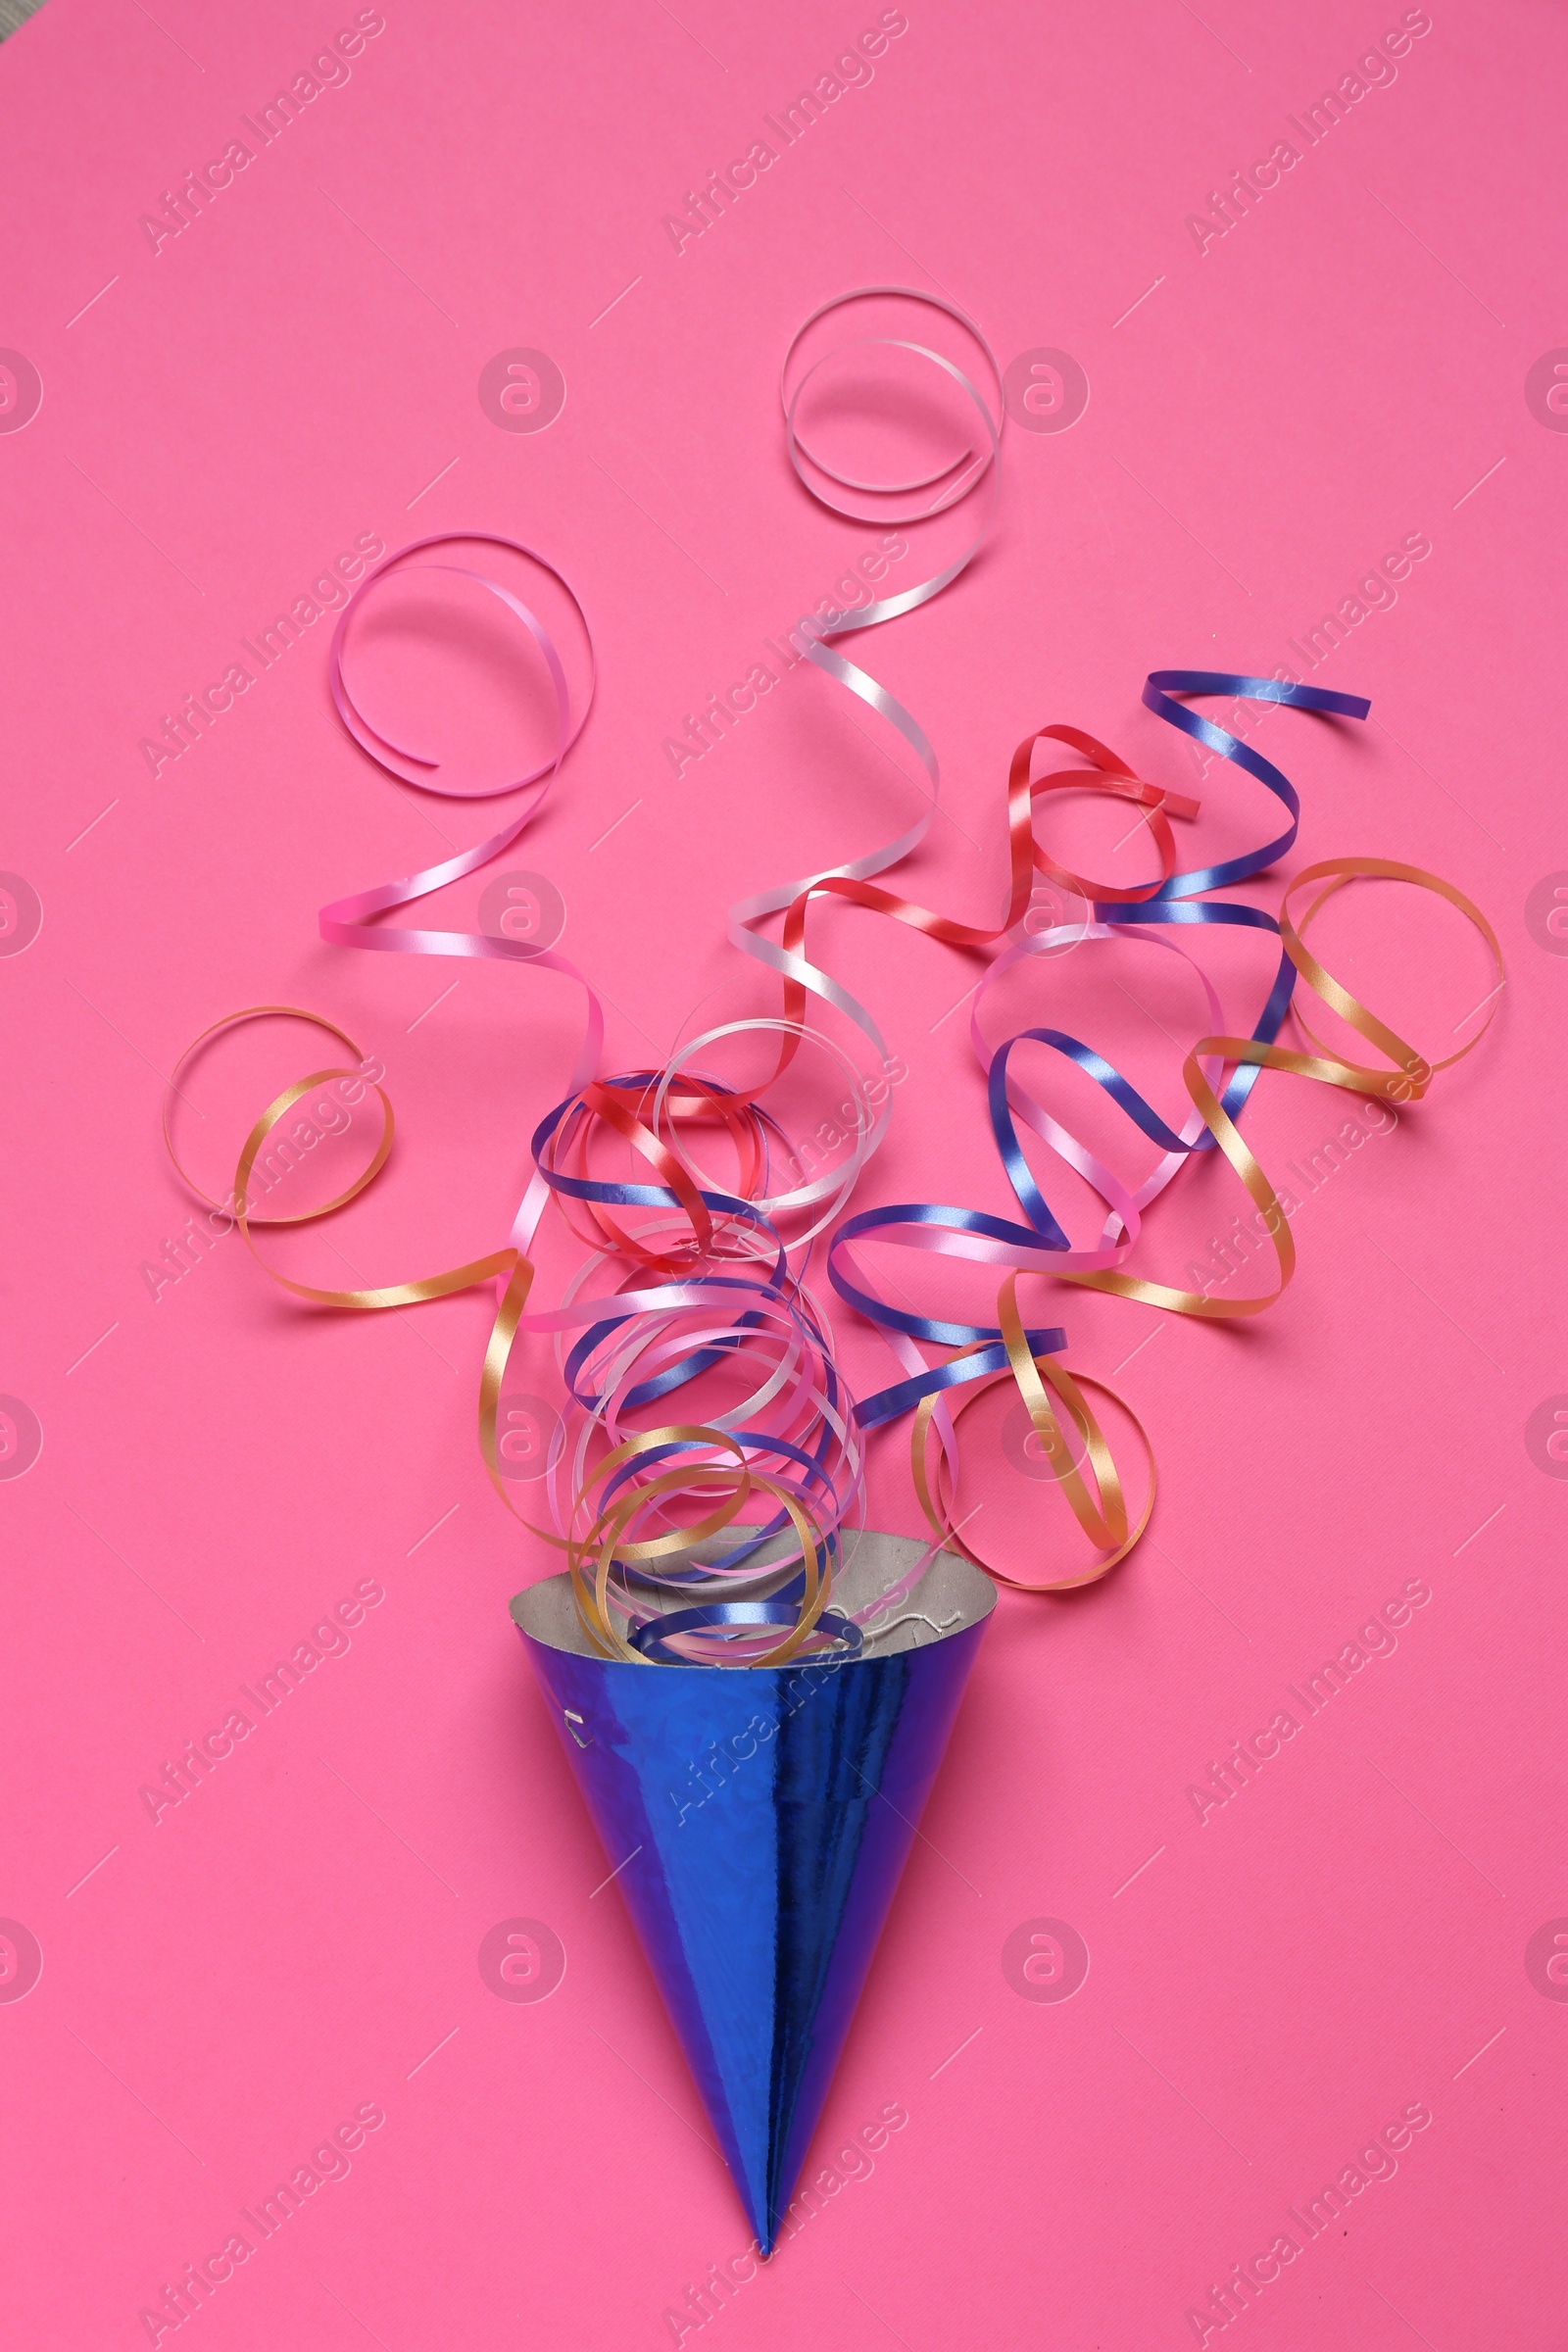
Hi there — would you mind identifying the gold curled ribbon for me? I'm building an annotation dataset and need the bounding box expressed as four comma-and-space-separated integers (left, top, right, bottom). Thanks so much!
164, 1006, 391, 1226
564, 1424, 831, 1668
912, 1348, 1155, 1593
163, 1002, 534, 1356
902, 858, 1497, 1589
1052, 859, 1504, 1320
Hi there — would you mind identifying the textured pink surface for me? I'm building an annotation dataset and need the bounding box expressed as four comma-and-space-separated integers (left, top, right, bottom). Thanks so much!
2, 1, 1564, 2345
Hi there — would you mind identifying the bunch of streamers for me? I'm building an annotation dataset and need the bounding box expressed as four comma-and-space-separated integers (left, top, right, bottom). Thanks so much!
165, 289, 1500, 1660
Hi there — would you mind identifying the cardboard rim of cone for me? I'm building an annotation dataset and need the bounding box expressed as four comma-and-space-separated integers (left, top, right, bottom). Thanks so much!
512, 1534, 996, 2255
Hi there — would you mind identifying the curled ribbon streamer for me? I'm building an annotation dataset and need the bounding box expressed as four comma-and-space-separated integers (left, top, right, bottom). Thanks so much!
729, 287, 1007, 1081
1048, 853, 1503, 1321
524, 1200, 868, 1654
162, 310, 1501, 1636
913, 1357, 1157, 1592
565, 1427, 834, 1669
318, 533, 605, 1115
164, 1006, 392, 1226
168, 533, 879, 1661
731, 303, 1499, 1588
820, 701, 1500, 1499
713, 291, 1158, 1583
175, 539, 591, 1506
730, 293, 1179, 1580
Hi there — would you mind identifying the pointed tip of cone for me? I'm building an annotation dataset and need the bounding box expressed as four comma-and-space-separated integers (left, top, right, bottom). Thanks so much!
735, 2154, 792, 2256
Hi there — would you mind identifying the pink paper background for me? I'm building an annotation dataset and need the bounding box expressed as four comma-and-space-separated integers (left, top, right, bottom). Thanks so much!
2, 0, 1564, 2344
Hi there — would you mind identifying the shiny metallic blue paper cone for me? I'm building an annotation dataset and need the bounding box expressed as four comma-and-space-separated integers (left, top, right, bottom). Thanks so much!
511, 1536, 995, 2254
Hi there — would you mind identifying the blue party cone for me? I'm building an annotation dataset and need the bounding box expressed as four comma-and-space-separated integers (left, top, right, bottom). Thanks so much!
512, 1536, 995, 2254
